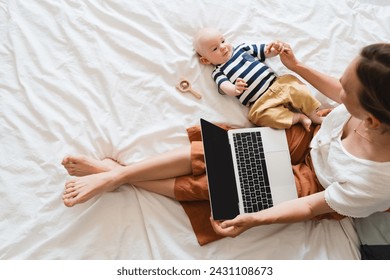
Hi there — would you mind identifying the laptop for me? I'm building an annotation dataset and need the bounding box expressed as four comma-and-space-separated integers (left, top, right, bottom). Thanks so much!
200, 118, 297, 220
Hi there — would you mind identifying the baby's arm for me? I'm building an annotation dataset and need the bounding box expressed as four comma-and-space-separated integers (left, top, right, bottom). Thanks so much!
220, 78, 247, 96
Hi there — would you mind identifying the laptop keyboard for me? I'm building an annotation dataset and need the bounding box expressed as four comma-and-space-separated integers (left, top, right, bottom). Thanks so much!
232, 131, 273, 213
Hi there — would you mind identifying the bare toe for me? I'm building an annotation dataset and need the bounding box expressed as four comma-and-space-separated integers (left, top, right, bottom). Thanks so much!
63, 196, 76, 207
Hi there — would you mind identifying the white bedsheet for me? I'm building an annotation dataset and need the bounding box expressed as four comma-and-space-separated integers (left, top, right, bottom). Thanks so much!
1, 0, 389, 260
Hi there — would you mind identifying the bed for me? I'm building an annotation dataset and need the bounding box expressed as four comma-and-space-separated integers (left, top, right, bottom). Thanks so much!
1, 0, 389, 260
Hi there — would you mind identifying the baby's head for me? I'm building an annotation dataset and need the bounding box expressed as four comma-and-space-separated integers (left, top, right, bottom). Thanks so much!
193, 27, 233, 66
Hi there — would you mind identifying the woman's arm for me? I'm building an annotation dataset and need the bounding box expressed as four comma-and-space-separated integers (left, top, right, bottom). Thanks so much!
210, 191, 334, 237
279, 44, 343, 104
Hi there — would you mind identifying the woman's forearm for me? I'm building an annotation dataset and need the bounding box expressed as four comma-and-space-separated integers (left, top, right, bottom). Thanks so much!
211, 192, 334, 237
279, 48, 342, 104
252, 192, 332, 225
291, 63, 343, 104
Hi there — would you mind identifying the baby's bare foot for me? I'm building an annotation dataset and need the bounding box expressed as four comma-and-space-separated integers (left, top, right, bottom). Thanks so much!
61, 155, 122, 176
300, 115, 312, 132
293, 113, 312, 132
308, 110, 324, 125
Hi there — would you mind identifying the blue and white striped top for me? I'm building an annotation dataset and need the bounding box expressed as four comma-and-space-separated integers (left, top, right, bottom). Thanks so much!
212, 43, 276, 106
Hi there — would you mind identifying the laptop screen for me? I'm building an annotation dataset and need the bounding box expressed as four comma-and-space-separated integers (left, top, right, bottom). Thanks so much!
200, 119, 240, 220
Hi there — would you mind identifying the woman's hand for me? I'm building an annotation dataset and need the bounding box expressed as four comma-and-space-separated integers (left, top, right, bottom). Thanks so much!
266, 41, 300, 71
210, 213, 258, 237
278, 43, 300, 71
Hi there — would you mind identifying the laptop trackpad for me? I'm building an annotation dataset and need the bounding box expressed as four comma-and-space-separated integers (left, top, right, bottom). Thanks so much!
265, 150, 297, 203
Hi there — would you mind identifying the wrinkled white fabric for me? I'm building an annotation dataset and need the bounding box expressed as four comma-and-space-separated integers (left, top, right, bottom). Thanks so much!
1, 0, 388, 259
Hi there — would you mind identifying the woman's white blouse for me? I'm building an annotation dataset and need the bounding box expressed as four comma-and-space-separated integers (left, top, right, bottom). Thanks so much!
310, 104, 390, 217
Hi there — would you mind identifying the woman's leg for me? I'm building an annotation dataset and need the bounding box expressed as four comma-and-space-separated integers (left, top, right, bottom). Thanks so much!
132, 179, 176, 198
62, 146, 192, 207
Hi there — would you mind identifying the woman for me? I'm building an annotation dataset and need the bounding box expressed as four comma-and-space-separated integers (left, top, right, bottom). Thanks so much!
62, 43, 390, 245
211, 42, 390, 237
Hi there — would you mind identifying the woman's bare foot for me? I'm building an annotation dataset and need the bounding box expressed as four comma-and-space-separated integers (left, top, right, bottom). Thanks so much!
62, 170, 122, 207
292, 113, 312, 132
62, 155, 122, 176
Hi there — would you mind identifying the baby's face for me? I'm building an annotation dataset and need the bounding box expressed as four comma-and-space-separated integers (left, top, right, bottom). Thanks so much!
196, 29, 233, 65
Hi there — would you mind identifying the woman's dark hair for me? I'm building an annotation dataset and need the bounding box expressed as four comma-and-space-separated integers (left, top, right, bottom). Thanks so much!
356, 43, 390, 125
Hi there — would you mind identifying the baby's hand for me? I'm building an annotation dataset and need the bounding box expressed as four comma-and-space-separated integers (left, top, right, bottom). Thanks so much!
265, 41, 290, 55
235, 78, 248, 94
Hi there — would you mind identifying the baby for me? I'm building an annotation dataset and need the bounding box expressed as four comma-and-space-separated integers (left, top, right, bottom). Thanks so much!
193, 27, 322, 130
